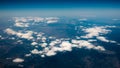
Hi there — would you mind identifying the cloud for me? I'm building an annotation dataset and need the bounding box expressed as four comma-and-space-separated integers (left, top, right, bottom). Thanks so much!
88, 39, 97, 42
13, 17, 59, 24
31, 42, 38, 46
14, 22, 29, 27
13, 58, 24, 63
38, 39, 105, 57
96, 36, 109, 42
71, 40, 105, 51
81, 26, 111, 38
40, 43, 47, 47
6, 18, 117, 58
13, 17, 44, 23
46, 20, 58, 23
25, 54, 31, 57
97, 37, 119, 44
4, 28, 17, 35
45, 17, 59, 23
31, 49, 40, 54
49, 40, 61, 46
5, 28, 34, 40
41, 36, 47, 42
46, 50, 57, 56
59, 41, 72, 51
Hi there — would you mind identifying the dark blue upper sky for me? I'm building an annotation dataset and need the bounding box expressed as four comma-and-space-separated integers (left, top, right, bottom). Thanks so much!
1, 0, 120, 4
0, 0, 120, 17
0, 0, 120, 9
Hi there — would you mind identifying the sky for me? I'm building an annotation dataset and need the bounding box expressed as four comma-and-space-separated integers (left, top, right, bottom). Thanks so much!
0, 0, 120, 16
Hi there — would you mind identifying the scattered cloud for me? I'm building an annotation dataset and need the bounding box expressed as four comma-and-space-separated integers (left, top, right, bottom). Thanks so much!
13, 17, 59, 24
97, 36, 109, 42
5, 28, 34, 40
14, 22, 29, 27
81, 26, 110, 38
31, 49, 40, 54
4, 17, 119, 58
71, 39, 105, 51
13, 58, 24, 63
25, 54, 31, 57
31, 42, 38, 46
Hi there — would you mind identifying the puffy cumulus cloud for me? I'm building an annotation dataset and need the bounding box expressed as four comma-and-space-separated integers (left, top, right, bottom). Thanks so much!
25, 54, 31, 57
97, 36, 109, 42
13, 17, 59, 24
45, 17, 59, 23
109, 40, 117, 43
31, 42, 38, 46
31, 49, 40, 54
4, 28, 16, 35
59, 41, 72, 51
88, 39, 97, 42
40, 43, 47, 47
49, 39, 61, 46
46, 49, 57, 56
81, 26, 110, 38
35, 39, 105, 57
96, 37, 119, 44
45, 17, 59, 21
40, 41, 72, 57
81, 26, 119, 44
5, 28, 34, 40
46, 20, 58, 23
13, 17, 44, 23
33, 17, 44, 22
14, 22, 29, 27
41, 36, 47, 42
71, 40, 105, 51
12, 58, 24, 63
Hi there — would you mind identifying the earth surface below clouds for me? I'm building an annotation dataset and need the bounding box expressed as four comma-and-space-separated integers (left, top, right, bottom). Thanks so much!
0, 16, 120, 68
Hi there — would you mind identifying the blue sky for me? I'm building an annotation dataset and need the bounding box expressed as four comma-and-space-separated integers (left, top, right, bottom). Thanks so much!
0, 0, 120, 16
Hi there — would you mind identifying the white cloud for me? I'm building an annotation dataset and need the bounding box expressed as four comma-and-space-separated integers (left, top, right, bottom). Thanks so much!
45, 17, 59, 23
46, 50, 57, 56
40, 43, 47, 47
5, 28, 34, 40
46, 20, 58, 23
49, 40, 61, 46
13, 58, 24, 63
88, 39, 97, 42
25, 54, 31, 57
41, 37, 46, 42
41, 55, 45, 58
31, 42, 38, 46
71, 39, 105, 51
31, 49, 40, 54
4, 28, 17, 35
14, 22, 29, 27
13, 17, 59, 24
97, 36, 109, 42
109, 40, 117, 43
96, 36, 118, 44
94, 46, 105, 51
59, 41, 72, 51
13, 17, 44, 23
81, 26, 110, 38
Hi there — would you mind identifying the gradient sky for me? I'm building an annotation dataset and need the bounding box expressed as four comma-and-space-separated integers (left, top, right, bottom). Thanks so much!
0, 0, 120, 17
